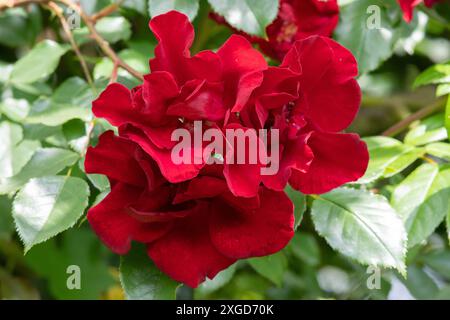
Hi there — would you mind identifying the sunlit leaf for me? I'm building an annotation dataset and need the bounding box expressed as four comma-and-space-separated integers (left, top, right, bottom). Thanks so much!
149, 0, 200, 20
312, 188, 406, 274
10, 40, 68, 84
0, 148, 79, 195
13, 175, 90, 252
208, 0, 279, 37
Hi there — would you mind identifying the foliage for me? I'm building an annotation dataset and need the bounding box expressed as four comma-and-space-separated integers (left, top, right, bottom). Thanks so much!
0, 0, 449, 300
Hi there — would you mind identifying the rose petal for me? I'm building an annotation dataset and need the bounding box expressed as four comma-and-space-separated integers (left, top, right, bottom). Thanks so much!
262, 133, 313, 191
210, 188, 294, 258
167, 80, 227, 121
85, 131, 146, 187
282, 36, 361, 132
149, 11, 222, 84
88, 183, 170, 254
147, 202, 235, 288
217, 35, 267, 111
121, 126, 203, 183
92, 83, 136, 127
289, 131, 369, 194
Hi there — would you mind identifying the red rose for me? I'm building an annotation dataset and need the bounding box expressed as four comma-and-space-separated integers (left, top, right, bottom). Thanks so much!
85, 131, 294, 287
398, 0, 444, 22
211, 0, 339, 61
239, 36, 369, 194
93, 11, 269, 198
86, 10, 367, 287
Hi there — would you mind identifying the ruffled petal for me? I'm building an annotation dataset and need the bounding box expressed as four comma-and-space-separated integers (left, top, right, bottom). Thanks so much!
87, 183, 170, 254
167, 80, 227, 121
85, 131, 146, 187
292, 0, 339, 39
262, 133, 313, 191
173, 176, 229, 204
147, 202, 236, 288
289, 131, 369, 194
149, 11, 194, 82
121, 126, 203, 183
149, 11, 222, 84
282, 36, 361, 132
210, 188, 294, 259
141, 71, 179, 125
222, 124, 265, 198
92, 83, 136, 127
217, 35, 267, 112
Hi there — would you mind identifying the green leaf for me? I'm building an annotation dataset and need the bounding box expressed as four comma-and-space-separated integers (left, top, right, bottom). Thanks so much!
79, 159, 110, 191
13, 175, 90, 252
413, 63, 450, 88
311, 188, 406, 274
405, 126, 448, 146
437, 83, 450, 97
94, 49, 149, 87
23, 77, 96, 126
0, 98, 30, 121
124, 0, 148, 12
80, 0, 112, 15
196, 264, 237, 296
404, 113, 448, 146
0, 63, 13, 83
52, 77, 94, 106
286, 185, 306, 229
10, 40, 69, 85
248, 251, 287, 286
120, 244, 179, 300
391, 164, 450, 247
425, 142, 450, 160
149, 0, 200, 20
0, 121, 40, 178
95, 17, 132, 43
335, 0, 413, 74
383, 147, 424, 178
0, 148, 79, 195
288, 233, 321, 267
358, 136, 420, 183
208, 0, 279, 37
74, 17, 132, 44
25, 98, 91, 127
391, 163, 438, 221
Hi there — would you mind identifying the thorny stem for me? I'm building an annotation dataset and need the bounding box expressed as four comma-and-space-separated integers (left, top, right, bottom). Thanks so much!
45, 1, 95, 91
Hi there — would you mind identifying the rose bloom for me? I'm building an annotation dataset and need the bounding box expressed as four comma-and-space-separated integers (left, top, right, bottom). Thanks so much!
239, 36, 369, 194
85, 131, 293, 287
398, 0, 444, 22
211, 0, 339, 61
85, 11, 368, 287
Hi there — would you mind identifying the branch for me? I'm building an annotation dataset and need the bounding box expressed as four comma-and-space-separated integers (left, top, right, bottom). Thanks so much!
382, 97, 446, 137
91, 0, 124, 22
45, 1, 95, 89
1, 0, 144, 82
